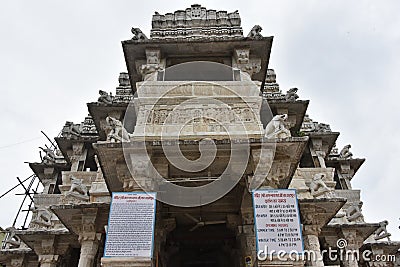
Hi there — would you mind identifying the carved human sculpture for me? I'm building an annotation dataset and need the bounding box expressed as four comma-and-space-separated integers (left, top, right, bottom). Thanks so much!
4, 226, 21, 248
285, 88, 299, 102
346, 201, 364, 223
309, 173, 332, 197
105, 116, 131, 142
374, 220, 391, 241
98, 90, 113, 105
339, 144, 353, 159
264, 114, 291, 139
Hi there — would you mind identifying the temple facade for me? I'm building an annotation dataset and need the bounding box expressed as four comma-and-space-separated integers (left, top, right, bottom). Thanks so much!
1, 4, 399, 267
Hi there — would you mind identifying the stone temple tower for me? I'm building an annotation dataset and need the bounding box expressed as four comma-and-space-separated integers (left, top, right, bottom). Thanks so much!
1, 4, 399, 267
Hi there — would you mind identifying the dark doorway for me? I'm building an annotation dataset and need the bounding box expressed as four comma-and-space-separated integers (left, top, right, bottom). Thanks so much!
164, 224, 237, 267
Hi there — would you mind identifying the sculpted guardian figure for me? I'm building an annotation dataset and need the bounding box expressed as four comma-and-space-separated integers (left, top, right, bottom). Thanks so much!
98, 90, 113, 105
131, 28, 148, 41
374, 220, 391, 241
67, 176, 89, 200
285, 88, 299, 102
346, 201, 364, 223
105, 116, 132, 142
339, 144, 353, 159
247, 25, 263, 39
265, 114, 291, 139
309, 173, 332, 197
4, 226, 21, 248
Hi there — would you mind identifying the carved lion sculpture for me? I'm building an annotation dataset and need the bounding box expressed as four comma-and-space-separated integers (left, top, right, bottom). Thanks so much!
131, 28, 148, 41
105, 116, 132, 142
98, 90, 113, 105
68, 176, 88, 197
309, 173, 331, 197
264, 114, 291, 139
247, 25, 263, 39
285, 88, 299, 102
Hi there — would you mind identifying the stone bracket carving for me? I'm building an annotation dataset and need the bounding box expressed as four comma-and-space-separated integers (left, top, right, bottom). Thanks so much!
232, 48, 261, 77
139, 49, 165, 81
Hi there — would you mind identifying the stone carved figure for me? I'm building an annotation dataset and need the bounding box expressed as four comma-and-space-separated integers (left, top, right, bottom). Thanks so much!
315, 123, 331, 132
98, 90, 113, 105
39, 146, 56, 164
105, 116, 132, 142
346, 201, 364, 223
285, 88, 299, 102
66, 176, 89, 200
30, 207, 52, 227
339, 144, 353, 159
131, 28, 148, 41
264, 114, 291, 139
61, 121, 81, 137
4, 227, 21, 248
235, 49, 249, 64
374, 220, 391, 241
309, 173, 333, 198
140, 49, 163, 80
247, 25, 263, 39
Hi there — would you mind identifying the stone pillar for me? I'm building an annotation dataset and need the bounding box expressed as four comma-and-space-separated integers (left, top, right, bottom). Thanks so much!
303, 225, 324, 267
342, 230, 363, 267
78, 232, 102, 267
38, 255, 60, 267
302, 210, 324, 267
77, 209, 101, 267
35, 236, 61, 267
239, 191, 257, 266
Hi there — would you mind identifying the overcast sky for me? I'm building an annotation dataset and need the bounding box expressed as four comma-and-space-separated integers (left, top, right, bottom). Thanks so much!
0, 0, 399, 240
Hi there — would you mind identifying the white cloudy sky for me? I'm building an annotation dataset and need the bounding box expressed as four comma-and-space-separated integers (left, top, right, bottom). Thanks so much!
0, 1, 399, 240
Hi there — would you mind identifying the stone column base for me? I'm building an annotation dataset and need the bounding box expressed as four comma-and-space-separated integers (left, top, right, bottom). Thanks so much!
101, 257, 152, 267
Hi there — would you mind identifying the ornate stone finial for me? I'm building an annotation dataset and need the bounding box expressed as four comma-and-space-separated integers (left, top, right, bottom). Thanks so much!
339, 144, 353, 159
81, 115, 98, 135
105, 116, 132, 142
4, 226, 21, 249
118, 72, 130, 87
150, 5, 243, 40
285, 88, 299, 102
131, 28, 148, 41
266, 69, 276, 83
66, 176, 89, 201
247, 25, 263, 39
264, 114, 291, 139
97, 90, 113, 105
346, 201, 364, 223
373, 220, 391, 241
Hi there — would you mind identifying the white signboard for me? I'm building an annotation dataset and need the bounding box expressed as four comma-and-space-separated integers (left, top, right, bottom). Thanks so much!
104, 192, 157, 258
252, 189, 303, 255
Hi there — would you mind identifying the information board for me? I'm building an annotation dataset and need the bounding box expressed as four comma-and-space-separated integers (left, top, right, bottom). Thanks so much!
104, 192, 157, 258
252, 189, 303, 255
